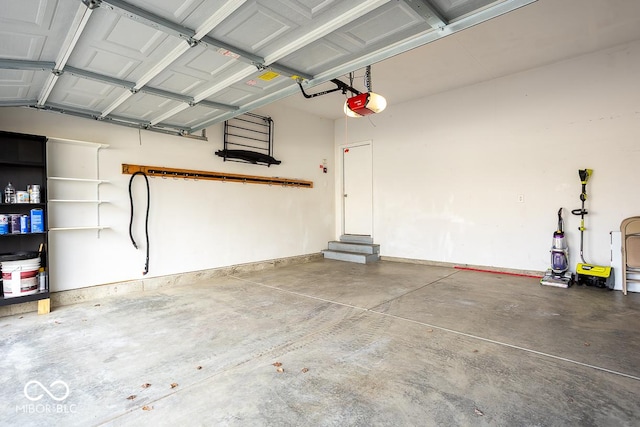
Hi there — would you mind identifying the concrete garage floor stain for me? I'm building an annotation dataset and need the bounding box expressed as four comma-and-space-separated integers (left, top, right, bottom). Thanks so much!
1, 259, 639, 426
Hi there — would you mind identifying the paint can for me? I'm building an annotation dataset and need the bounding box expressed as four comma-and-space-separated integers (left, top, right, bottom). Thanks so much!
9, 214, 21, 234
20, 215, 30, 233
30, 209, 44, 233
16, 191, 29, 203
0, 214, 8, 235
1, 253, 41, 298
28, 185, 40, 203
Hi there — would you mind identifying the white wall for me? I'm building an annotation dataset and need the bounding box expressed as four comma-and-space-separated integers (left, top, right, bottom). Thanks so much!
335, 39, 640, 273
0, 105, 335, 291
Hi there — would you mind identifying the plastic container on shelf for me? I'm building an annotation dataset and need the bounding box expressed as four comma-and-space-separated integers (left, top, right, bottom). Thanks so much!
16, 191, 29, 203
38, 268, 47, 292
4, 182, 15, 204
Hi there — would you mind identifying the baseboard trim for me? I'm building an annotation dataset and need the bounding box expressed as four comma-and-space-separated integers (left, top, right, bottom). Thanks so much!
381, 256, 545, 278
0, 253, 322, 317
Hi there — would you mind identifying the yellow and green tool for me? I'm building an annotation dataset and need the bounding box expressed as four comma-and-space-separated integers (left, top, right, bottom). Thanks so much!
571, 169, 614, 289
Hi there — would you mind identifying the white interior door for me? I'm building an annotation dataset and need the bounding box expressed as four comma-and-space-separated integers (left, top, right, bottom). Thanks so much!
342, 142, 372, 236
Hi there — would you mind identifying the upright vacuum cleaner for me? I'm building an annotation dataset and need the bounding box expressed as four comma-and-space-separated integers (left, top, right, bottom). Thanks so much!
540, 208, 573, 287
571, 169, 614, 289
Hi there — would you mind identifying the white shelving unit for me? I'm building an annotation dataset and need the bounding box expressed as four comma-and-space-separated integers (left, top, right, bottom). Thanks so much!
49, 199, 109, 204
47, 138, 110, 233
48, 177, 109, 183
48, 226, 110, 231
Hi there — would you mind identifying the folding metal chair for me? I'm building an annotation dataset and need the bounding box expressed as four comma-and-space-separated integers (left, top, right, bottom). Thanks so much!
620, 216, 640, 295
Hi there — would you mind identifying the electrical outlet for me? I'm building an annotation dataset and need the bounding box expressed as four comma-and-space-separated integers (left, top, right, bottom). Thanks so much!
518, 194, 524, 203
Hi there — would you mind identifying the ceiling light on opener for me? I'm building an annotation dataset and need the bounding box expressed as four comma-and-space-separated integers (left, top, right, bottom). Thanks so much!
343, 92, 387, 117
343, 65, 386, 118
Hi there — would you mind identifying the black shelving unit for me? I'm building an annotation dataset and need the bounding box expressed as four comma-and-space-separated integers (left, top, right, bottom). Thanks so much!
0, 131, 50, 313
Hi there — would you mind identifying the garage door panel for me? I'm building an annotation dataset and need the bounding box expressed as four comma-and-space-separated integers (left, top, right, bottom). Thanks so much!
0, 32, 47, 61
0, 71, 36, 101
275, 39, 350, 74
48, 75, 128, 111
160, 104, 224, 127
147, 45, 242, 98
68, 8, 182, 83
343, 2, 425, 46
277, 0, 339, 19
275, 1, 425, 75
113, 92, 182, 120
149, 70, 206, 96
432, 0, 496, 20
225, 4, 296, 52
127, 0, 204, 23
177, 45, 237, 79
103, 16, 167, 56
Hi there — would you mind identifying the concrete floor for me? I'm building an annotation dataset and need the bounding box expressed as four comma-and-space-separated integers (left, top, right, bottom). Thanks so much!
1, 259, 639, 426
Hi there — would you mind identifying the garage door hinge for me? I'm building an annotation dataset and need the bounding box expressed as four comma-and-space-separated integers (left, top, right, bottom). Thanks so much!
185, 38, 199, 48
82, 0, 102, 10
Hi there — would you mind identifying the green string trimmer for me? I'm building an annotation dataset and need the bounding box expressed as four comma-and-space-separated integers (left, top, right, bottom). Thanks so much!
572, 169, 591, 264
571, 169, 614, 289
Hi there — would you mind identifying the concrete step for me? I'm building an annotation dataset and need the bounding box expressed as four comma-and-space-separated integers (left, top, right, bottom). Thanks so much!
340, 234, 373, 244
328, 241, 380, 255
322, 250, 380, 264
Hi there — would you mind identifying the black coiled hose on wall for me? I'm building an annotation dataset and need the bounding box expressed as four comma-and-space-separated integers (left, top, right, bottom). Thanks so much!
128, 171, 150, 275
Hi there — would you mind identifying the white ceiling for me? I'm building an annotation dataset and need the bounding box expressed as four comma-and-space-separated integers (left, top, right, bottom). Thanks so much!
277, 0, 640, 120
1, 0, 640, 136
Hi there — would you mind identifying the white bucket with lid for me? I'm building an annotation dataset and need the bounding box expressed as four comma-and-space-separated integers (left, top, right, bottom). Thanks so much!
1, 256, 41, 298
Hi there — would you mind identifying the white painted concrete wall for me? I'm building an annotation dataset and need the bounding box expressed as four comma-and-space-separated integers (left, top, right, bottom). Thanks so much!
335, 39, 640, 273
0, 105, 335, 291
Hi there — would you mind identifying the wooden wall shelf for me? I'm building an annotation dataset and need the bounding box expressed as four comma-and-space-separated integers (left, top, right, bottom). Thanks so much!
122, 164, 313, 188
